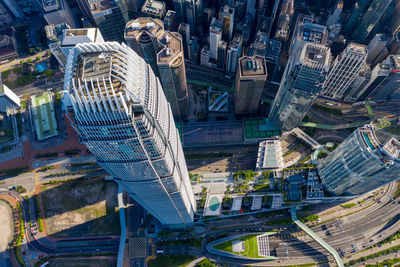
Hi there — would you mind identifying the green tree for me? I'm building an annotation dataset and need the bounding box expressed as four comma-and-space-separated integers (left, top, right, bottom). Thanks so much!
27, 58, 32, 63
19, 59, 24, 64
44, 69, 54, 78
36, 56, 41, 61
196, 258, 216, 267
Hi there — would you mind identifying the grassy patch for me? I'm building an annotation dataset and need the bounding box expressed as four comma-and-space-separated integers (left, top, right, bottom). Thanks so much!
213, 234, 274, 258
341, 203, 356, 208
312, 104, 342, 116
148, 255, 195, 267
35, 195, 44, 232
345, 243, 400, 266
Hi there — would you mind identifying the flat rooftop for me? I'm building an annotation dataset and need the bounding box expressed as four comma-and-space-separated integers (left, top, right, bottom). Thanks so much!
90, 0, 116, 14
125, 18, 164, 39
141, 0, 165, 15
390, 55, 400, 69
31, 92, 58, 141
42, 0, 59, 12
347, 42, 367, 55
157, 32, 183, 66
74, 51, 125, 100
239, 56, 267, 77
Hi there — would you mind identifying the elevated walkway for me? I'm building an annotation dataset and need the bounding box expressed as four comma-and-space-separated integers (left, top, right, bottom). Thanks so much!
292, 128, 321, 150
290, 207, 343, 267
117, 185, 127, 267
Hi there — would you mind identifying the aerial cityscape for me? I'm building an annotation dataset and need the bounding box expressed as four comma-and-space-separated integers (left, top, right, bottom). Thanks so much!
0, 0, 400, 266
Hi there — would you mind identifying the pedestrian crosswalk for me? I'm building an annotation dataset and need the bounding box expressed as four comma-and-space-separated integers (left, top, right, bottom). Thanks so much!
275, 231, 311, 241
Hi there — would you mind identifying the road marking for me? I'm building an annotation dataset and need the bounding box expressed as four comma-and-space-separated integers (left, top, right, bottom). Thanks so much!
34, 172, 39, 186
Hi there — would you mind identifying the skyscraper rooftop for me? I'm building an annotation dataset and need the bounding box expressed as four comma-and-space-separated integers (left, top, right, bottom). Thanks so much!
239, 56, 267, 77
89, 0, 116, 15
125, 17, 164, 40
157, 31, 183, 67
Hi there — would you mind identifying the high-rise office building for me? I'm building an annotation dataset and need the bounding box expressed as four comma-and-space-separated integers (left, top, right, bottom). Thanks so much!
62, 41, 195, 226
0, 2, 13, 25
88, 0, 128, 42
125, 18, 189, 119
352, 0, 391, 42
269, 43, 331, 131
173, 0, 185, 23
200, 45, 210, 66
226, 33, 242, 73
141, 0, 166, 19
370, 55, 400, 101
217, 40, 227, 70
290, 16, 328, 55
209, 17, 222, 60
318, 124, 400, 195
320, 43, 367, 101
326, 0, 343, 27
156, 31, 189, 119
42, 0, 78, 28
2, 0, 41, 17
274, 0, 294, 41
185, 0, 197, 35
0, 76, 20, 112
234, 56, 267, 114
344, 64, 373, 102
219, 5, 234, 42
164, 10, 179, 31
357, 60, 391, 101
46, 27, 104, 68
125, 17, 164, 77
178, 23, 190, 58
366, 33, 388, 66
344, 0, 372, 34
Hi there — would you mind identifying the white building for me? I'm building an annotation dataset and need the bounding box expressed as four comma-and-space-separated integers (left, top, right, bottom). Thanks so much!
0, 78, 20, 112
209, 17, 222, 60
321, 42, 367, 101
256, 140, 283, 170
47, 27, 104, 68
62, 42, 195, 226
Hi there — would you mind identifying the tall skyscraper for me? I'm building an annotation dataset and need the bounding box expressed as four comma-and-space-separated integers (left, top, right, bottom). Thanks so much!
42, 0, 78, 28
173, 0, 185, 23
351, 0, 391, 43
356, 60, 390, 101
124, 17, 164, 77
185, 0, 197, 35
164, 10, 179, 31
156, 31, 189, 119
209, 17, 222, 60
125, 18, 189, 119
217, 40, 227, 70
2, 0, 41, 17
226, 33, 242, 73
219, 5, 234, 42
269, 43, 331, 131
274, 0, 294, 41
320, 43, 367, 101
87, 0, 129, 42
370, 55, 400, 101
326, 0, 343, 27
234, 56, 267, 114
141, 0, 166, 19
318, 124, 400, 195
344, 0, 372, 34
62, 42, 195, 226
178, 23, 190, 59
366, 33, 388, 66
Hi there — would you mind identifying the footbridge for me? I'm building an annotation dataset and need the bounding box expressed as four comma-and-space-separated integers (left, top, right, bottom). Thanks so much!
290, 207, 343, 267
292, 128, 321, 150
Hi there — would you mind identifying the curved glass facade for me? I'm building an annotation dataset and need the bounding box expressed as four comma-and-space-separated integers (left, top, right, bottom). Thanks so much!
63, 42, 195, 226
